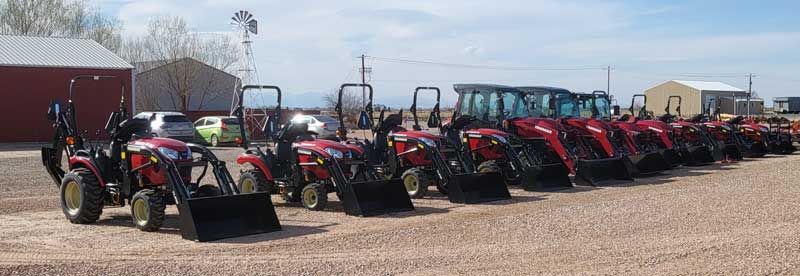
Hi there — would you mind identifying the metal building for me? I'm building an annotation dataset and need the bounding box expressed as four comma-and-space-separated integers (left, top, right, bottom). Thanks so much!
644, 80, 748, 116
0, 34, 133, 142
773, 97, 800, 114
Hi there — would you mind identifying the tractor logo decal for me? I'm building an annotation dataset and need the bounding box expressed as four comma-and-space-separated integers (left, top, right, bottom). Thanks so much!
648, 127, 664, 133
534, 126, 553, 134
587, 125, 603, 134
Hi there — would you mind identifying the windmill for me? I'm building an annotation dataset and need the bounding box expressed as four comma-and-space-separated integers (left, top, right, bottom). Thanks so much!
229, 10, 268, 140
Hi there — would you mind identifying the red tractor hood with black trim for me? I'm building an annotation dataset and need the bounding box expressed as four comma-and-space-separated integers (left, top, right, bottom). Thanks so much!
465, 128, 509, 138
130, 137, 190, 153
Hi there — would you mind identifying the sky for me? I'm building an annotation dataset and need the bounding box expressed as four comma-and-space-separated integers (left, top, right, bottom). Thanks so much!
95, 0, 800, 108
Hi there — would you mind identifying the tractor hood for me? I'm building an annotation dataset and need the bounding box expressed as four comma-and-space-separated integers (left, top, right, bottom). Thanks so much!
130, 137, 190, 153
296, 140, 357, 159
564, 118, 611, 136
465, 128, 509, 138
506, 117, 562, 138
392, 131, 441, 141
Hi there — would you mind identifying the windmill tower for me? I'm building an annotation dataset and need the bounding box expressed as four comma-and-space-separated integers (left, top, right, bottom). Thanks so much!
229, 10, 267, 138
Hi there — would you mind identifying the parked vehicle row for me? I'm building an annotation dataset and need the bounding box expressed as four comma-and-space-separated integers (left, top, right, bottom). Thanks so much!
40, 76, 796, 243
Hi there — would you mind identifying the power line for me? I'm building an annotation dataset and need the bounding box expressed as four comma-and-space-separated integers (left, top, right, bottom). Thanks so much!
364, 55, 606, 71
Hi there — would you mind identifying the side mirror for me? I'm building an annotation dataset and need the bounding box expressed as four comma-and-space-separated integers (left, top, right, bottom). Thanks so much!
47, 100, 61, 121
357, 111, 371, 130
427, 111, 440, 128
262, 116, 278, 137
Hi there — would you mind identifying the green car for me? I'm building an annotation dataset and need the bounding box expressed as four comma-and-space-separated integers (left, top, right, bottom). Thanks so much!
194, 116, 245, 147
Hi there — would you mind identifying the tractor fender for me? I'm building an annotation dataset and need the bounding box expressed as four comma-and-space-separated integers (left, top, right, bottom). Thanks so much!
68, 156, 106, 187
236, 153, 274, 182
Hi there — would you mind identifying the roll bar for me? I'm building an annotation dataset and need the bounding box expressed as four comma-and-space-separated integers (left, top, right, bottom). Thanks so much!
409, 87, 441, 131
630, 94, 647, 119
234, 85, 282, 149
666, 96, 682, 117
335, 83, 373, 139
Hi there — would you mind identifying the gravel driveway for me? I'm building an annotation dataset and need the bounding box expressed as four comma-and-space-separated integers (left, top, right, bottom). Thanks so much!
1, 145, 798, 275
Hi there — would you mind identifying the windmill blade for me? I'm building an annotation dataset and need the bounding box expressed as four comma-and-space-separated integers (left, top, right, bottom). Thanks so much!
247, 20, 258, 35
244, 12, 253, 23
231, 16, 239, 23
238, 10, 246, 22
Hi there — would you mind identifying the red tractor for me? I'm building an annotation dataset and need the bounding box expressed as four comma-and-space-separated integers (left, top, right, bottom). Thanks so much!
453, 84, 630, 186
234, 85, 414, 216
409, 86, 566, 191
572, 92, 673, 175
337, 84, 511, 204
41, 76, 280, 241
689, 99, 748, 160
656, 95, 721, 165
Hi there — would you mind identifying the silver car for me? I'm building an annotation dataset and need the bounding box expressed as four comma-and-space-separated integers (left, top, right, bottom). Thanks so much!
133, 112, 196, 142
290, 114, 340, 139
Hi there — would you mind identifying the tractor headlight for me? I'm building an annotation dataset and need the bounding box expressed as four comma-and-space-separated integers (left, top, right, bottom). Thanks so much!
158, 147, 181, 160
324, 148, 344, 159
491, 134, 508, 144
418, 137, 437, 147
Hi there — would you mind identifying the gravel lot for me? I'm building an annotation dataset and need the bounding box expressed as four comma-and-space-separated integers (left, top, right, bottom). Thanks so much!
1, 144, 799, 275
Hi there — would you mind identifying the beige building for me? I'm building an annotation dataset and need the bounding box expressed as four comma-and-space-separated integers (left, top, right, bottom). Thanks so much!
644, 80, 749, 116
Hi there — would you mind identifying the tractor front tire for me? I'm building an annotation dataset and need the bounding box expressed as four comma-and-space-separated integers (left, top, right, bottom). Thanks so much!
130, 189, 166, 232
301, 183, 328, 211
210, 134, 219, 147
60, 168, 104, 224
401, 168, 430, 198
195, 185, 221, 197
238, 169, 272, 194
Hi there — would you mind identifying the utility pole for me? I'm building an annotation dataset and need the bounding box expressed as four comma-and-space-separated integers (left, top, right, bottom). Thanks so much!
606, 66, 611, 94
747, 73, 753, 117
360, 55, 367, 107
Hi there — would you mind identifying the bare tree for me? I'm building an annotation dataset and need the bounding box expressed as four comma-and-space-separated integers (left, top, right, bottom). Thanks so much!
0, 0, 122, 52
323, 88, 363, 126
121, 16, 241, 112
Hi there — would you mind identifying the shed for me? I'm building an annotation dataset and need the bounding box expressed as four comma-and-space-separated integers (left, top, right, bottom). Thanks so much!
0, 34, 133, 142
644, 80, 748, 116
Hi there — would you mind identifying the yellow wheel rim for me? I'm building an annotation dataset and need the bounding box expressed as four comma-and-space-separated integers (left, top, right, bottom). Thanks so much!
241, 179, 255, 193
64, 181, 81, 215
132, 198, 149, 226
480, 167, 496, 173
303, 188, 318, 208
403, 175, 418, 194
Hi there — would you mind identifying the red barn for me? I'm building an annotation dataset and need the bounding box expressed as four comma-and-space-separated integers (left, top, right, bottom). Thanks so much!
0, 35, 134, 142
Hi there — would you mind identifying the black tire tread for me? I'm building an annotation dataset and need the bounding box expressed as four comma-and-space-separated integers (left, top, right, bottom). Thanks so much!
60, 168, 104, 224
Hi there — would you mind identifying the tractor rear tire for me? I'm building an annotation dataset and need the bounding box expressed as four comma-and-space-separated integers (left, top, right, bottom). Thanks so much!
195, 185, 221, 197
401, 168, 430, 198
478, 160, 502, 173
238, 169, 272, 194
301, 183, 328, 211
130, 189, 166, 232
60, 168, 104, 224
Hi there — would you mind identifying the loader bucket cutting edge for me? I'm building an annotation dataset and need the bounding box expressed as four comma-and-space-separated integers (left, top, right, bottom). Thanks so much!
626, 152, 672, 176
446, 171, 511, 204
520, 163, 573, 191
574, 157, 633, 186
744, 143, 768, 158
177, 192, 281, 242
339, 179, 415, 217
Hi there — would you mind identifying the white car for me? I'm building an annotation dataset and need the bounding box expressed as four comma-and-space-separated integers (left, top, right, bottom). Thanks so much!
290, 114, 340, 139
133, 112, 195, 142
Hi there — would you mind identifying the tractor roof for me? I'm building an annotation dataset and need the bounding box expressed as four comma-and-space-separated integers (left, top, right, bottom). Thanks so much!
515, 86, 571, 94
452, 83, 520, 93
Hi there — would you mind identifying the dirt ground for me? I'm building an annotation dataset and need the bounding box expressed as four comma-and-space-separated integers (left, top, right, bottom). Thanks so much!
1, 144, 799, 275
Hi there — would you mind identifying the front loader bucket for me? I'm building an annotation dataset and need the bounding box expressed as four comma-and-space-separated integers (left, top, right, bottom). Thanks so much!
724, 144, 743, 160
744, 142, 768, 158
520, 163, 573, 191
781, 141, 797, 154
574, 157, 634, 186
339, 179, 415, 217
446, 171, 511, 204
177, 192, 281, 242
625, 151, 672, 176
682, 145, 715, 166
660, 148, 682, 167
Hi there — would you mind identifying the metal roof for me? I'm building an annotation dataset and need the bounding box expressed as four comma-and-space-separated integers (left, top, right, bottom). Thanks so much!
672, 80, 745, 92
0, 34, 133, 69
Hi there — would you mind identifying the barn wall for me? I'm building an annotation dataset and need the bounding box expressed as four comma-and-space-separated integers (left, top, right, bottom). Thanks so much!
0, 66, 133, 142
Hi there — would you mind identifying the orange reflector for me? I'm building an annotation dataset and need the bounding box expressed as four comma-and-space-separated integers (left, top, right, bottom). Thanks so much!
66, 136, 76, 145
235, 137, 242, 144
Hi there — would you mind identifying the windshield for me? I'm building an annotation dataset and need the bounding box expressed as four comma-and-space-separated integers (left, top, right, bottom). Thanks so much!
457, 89, 536, 121
221, 118, 240, 125
162, 115, 191, 123
594, 96, 612, 119
554, 93, 580, 118
313, 115, 338, 123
